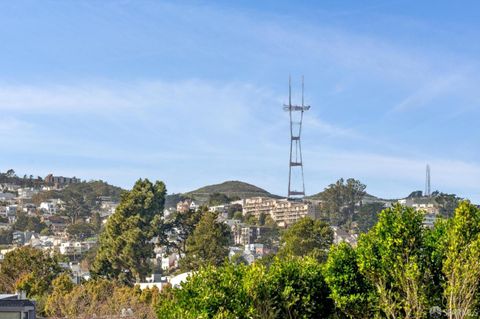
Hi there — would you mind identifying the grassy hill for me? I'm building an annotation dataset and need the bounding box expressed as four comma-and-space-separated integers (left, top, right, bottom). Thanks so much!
187, 180, 281, 202
165, 181, 281, 208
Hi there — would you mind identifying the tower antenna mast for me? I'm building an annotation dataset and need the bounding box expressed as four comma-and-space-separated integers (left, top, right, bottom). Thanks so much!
284, 76, 310, 199
425, 164, 431, 197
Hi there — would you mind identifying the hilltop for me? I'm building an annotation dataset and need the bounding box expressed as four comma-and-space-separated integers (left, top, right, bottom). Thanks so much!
186, 180, 281, 202
165, 181, 281, 208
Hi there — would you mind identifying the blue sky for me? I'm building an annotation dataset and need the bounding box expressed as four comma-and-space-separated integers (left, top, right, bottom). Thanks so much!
0, 0, 479, 201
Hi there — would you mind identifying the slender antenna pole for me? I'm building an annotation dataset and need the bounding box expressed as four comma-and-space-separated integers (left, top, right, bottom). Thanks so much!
289, 74, 292, 106
302, 75, 304, 107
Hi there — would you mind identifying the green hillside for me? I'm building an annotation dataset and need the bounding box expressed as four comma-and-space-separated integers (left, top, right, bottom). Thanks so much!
181, 180, 281, 205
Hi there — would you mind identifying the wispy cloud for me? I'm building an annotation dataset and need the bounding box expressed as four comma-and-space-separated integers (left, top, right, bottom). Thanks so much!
304, 148, 480, 200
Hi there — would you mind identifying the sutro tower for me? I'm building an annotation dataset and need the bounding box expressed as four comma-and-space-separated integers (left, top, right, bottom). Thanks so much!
284, 76, 310, 199
425, 164, 431, 197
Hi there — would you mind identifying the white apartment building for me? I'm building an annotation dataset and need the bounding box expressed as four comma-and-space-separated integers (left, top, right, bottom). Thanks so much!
243, 197, 315, 227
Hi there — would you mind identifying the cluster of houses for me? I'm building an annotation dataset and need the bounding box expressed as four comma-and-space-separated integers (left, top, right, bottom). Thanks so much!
0, 176, 121, 282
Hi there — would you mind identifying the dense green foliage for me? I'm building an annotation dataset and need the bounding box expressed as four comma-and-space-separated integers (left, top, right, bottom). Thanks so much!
207, 192, 238, 206
0, 246, 66, 299
353, 202, 384, 233
322, 201, 480, 319
13, 212, 49, 233
0, 169, 43, 188
66, 221, 96, 240
278, 217, 333, 262
226, 203, 243, 219
356, 204, 430, 319
166, 207, 203, 256
180, 211, 231, 270
91, 179, 166, 283
316, 178, 367, 228
157, 257, 333, 319
324, 243, 374, 319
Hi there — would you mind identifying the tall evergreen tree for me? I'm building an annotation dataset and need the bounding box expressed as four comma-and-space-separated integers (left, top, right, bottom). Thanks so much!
91, 179, 166, 284
181, 211, 231, 270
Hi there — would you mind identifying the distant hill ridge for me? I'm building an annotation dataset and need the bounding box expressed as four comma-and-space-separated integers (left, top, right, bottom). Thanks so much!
307, 190, 393, 203
164, 180, 281, 209
185, 180, 281, 202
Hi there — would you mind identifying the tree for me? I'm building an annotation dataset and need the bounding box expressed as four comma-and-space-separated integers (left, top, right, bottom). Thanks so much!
13, 212, 48, 233
91, 211, 102, 232
181, 211, 231, 271
344, 178, 367, 224
434, 192, 462, 218
46, 279, 157, 318
353, 202, 384, 233
63, 190, 90, 224
91, 179, 167, 284
166, 207, 203, 256
278, 217, 333, 262
207, 192, 231, 206
324, 242, 374, 319
44, 273, 75, 317
227, 203, 243, 219
5, 169, 15, 178
442, 201, 480, 319
157, 257, 334, 319
254, 226, 280, 250
265, 257, 334, 318
66, 222, 96, 240
244, 212, 258, 225
320, 179, 345, 225
356, 204, 429, 319
157, 263, 253, 319
0, 246, 65, 298
320, 178, 366, 228
233, 211, 243, 221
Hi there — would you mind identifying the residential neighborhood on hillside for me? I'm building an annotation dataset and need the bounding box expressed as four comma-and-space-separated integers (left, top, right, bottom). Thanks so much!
1, 1, 479, 318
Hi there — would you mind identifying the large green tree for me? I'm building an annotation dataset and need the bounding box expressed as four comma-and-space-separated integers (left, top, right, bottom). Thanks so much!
0, 246, 65, 298
278, 217, 333, 262
442, 201, 480, 319
324, 242, 374, 319
320, 178, 366, 228
180, 211, 231, 271
91, 179, 166, 284
356, 204, 429, 319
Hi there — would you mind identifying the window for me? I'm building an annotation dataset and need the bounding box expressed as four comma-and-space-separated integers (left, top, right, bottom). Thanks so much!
0, 312, 21, 319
